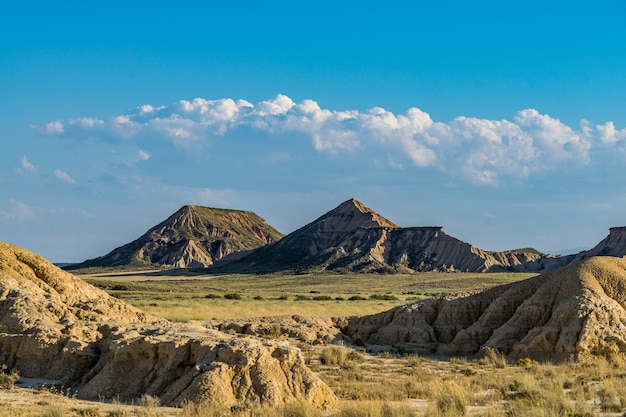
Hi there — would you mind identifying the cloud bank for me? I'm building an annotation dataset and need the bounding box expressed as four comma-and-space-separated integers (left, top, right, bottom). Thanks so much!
41, 94, 626, 185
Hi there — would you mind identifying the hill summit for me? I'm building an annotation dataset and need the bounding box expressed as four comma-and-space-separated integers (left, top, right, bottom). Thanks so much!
68, 205, 284, 269
213, 198, 547, 273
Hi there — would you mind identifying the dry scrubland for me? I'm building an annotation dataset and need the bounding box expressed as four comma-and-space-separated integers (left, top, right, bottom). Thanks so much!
80, 270, 534, 321
3, 348, 626, 416
4, 268, 626, 416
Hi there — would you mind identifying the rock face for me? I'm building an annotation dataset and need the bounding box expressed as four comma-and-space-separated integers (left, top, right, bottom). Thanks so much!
67, 205, 284, 269
346, 256, 626, 361
0, 242, 336, 408
214, 198, 549, 273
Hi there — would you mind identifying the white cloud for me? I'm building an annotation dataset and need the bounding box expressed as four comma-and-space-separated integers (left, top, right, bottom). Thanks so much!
0, 199, 35, 220
54, 170, 76, 185
44, 120, 64, 134
40, 94, 626, 186
137, 150, 150, 161
596, 121, 626, 145
20, 155, 37, 173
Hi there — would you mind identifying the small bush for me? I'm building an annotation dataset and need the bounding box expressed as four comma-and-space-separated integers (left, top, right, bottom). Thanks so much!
335, 296, 345, 301
369, 294, 399, 301
75, 407, 100, 417
321, 346, 348, 366
41, 405, 68, 417
253, 295, 264, 300
484, 347, 507, 368
517, 357, 539, 368
348, 295, 367, 301
295, 295, 311, 301
224, 293, 242, 300
268, 324, 282, 339
0, 365, 19, 389
277, 295, 289, 300
204, 293, 221, 299
312, 295, 332, 301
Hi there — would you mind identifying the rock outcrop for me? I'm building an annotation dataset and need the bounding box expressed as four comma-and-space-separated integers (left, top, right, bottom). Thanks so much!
346, 256, 626, 361
0, 242, 336, 408
213, 198, 550, 273
67, 205, 284, 270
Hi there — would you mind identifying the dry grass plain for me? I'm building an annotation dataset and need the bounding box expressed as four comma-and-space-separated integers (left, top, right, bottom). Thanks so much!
81, 270, 535, 321
4, 269, 626, 416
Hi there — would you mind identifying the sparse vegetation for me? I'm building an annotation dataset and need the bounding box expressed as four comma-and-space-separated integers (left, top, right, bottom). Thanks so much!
3, 268, 623, 417
83, 270, 533, 320
0, 365, 18, 389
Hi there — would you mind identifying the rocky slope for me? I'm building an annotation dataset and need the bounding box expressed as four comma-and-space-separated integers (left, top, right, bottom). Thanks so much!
345, 256, 626, 361
0, 242, 336, 408
67, 205, 284, 269
213, 198, 551, 273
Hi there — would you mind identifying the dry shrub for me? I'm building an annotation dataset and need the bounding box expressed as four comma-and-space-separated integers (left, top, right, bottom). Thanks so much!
321, 346, 348, 366
337, 401, 418, 417
136, 395, 164, 417
282, 400, 322, 417
598, 378, 626, 412
483, 347, 507, 369
0, 365, 19, 389
425, 379, 470, 416
41, 405, 69, 417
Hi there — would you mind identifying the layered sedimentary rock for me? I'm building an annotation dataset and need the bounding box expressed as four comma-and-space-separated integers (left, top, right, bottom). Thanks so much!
67, 205, 283, 269
214, 198, 549, 273
346, 256, 626, 361
0, 242, 336, 408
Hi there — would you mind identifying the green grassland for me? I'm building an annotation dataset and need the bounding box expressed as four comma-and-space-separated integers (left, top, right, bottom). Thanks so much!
83, 270, 536, 321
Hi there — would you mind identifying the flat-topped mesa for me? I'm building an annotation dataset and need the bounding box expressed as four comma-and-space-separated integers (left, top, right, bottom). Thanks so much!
596, 226, 626, 256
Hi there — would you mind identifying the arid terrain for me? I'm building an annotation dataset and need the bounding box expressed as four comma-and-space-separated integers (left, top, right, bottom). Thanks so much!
3, 239, 626, 416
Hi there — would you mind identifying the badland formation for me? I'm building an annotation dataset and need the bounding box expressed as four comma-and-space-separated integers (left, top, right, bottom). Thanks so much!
69, 198, 626, 273
3, 198, 626, 409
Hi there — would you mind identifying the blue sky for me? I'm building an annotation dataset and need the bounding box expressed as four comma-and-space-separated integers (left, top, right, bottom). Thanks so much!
2, 1, 626, 262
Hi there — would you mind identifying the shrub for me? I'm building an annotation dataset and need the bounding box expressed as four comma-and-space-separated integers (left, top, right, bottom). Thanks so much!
295, 295, 311, 301
348, 295, 367, 301
0, 365, 18, 389
204, 293, 221, 299
312, 295, 332, 301
369, 294, 399, 301
224, 293, 242, 300
517, 357, 539, 368
75, 407, 100, 417
484, 347, 507, 368
321, 346, 348, 366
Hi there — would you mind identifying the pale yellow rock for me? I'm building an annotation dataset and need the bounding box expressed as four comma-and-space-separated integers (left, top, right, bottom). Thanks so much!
0, 242, 337, 408
347, 256, 626, 361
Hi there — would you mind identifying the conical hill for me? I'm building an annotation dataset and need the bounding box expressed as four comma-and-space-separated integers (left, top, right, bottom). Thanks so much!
67, 205, 283, 270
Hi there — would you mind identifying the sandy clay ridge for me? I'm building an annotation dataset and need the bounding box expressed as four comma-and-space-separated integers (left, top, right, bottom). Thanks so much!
346, 256, 626, 361
0, 242, 336, 408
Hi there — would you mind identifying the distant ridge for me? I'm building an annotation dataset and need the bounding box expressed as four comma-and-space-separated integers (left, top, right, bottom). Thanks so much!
212, 198, 549, 273
66, 205, 284, 270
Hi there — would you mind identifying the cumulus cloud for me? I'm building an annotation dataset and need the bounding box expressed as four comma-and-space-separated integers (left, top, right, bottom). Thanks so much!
54, 170, 76, 185
39, 94, 626, 185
